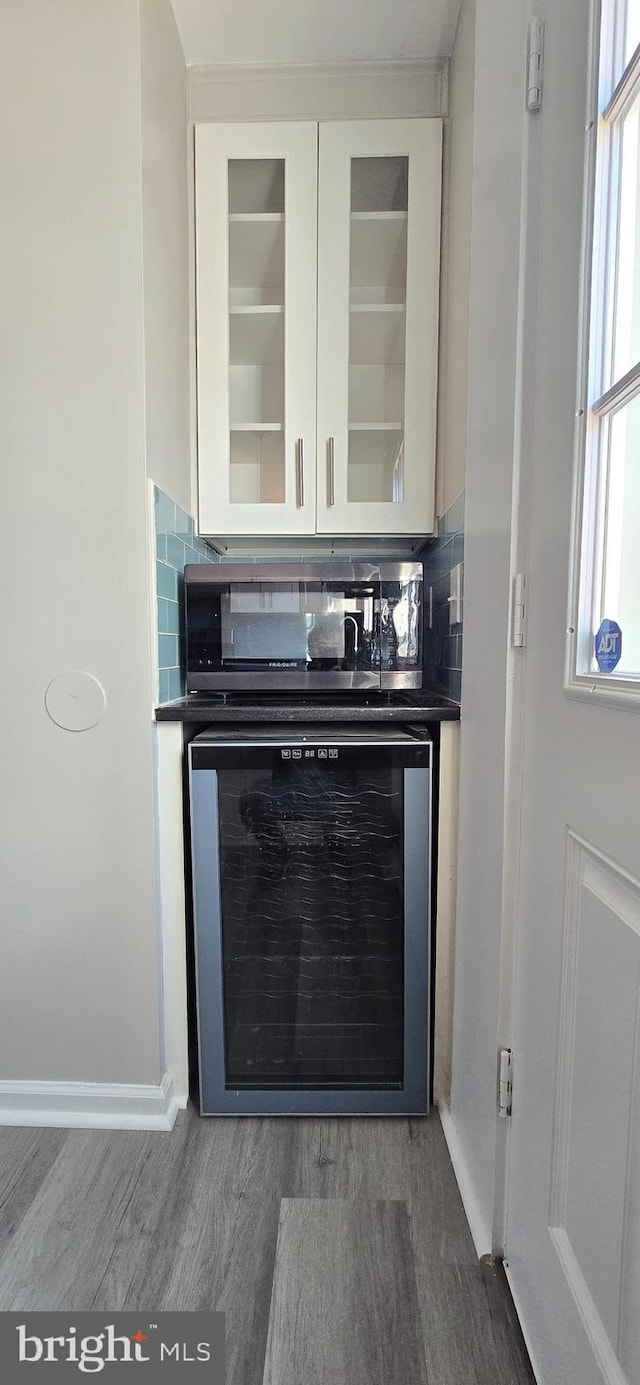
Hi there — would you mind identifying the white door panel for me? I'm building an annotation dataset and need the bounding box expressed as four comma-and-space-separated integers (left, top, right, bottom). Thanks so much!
552, 839, 640, 1372
505, 0, 640, 1380
508, 807, 640, 1385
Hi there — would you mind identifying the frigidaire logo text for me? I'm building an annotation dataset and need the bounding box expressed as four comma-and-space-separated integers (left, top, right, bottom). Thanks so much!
16, 1324, 212, 1374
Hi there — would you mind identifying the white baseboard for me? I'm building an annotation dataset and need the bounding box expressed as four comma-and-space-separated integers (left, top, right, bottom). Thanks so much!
437, 1100, 492, 1258
0, 1072, 180, 1131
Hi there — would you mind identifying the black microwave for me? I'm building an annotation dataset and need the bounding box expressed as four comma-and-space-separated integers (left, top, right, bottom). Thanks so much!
184, 562, 423, 693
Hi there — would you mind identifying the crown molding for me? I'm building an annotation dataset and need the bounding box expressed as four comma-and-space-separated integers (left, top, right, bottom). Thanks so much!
188, 58, 449, 122
188, 58, 448, 84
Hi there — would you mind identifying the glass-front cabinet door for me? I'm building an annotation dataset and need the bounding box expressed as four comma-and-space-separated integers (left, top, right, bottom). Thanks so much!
316, 120, 442, 535
195, 123, 317, 536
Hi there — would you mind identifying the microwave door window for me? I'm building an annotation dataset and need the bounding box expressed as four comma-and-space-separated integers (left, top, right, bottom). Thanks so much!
219, 582, 376, 673
221, 586, 309, 669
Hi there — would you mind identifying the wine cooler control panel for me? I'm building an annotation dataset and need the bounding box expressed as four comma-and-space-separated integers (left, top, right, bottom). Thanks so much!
281, 747, 339, 760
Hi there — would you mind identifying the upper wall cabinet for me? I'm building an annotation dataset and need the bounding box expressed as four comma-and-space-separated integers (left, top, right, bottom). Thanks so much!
195, 118, 442, 538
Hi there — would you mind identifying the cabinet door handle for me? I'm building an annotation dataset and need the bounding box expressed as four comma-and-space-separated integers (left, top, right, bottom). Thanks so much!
295, 438, 304, 508
327, 437, 335, 506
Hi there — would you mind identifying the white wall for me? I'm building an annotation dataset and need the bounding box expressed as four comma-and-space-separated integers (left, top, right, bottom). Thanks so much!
140, 0, 191, 514
436, 0, 475, 518
0, 0, 162, 1090
446, 0, 528, 1252
139, 0, 192, 1104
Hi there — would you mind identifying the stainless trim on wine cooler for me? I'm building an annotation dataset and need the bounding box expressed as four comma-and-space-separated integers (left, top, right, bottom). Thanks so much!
189, 727, 431, 1115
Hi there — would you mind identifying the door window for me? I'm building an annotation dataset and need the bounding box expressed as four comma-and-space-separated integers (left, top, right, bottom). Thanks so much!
571, 0, 640, 695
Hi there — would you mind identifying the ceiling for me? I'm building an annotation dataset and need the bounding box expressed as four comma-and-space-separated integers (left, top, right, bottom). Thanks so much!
169, 0, 463, 67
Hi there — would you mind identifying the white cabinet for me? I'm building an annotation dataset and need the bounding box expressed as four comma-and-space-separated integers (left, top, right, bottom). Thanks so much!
195, 119, 441, 538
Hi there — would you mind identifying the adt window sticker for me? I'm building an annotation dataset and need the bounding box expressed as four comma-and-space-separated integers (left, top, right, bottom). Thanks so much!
0, 1312, 225, 1381
595, 618, 622, 673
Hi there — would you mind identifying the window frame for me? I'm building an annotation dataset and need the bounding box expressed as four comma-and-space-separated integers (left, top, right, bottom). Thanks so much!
566, 0, 640, 709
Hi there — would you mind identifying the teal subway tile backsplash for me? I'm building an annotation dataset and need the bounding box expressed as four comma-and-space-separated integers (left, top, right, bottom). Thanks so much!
167, 534, 186, 570
420, 490, 465, 704
168, 668, 183, 701
154, 489, 176, 534
158, 669, 171, 705
157, 597, 169, 633
174, 507, 194, 543
153, 484, 216, 703
156, 560, 177, 602
165, 600, 180, 635
158, 633, 179, 668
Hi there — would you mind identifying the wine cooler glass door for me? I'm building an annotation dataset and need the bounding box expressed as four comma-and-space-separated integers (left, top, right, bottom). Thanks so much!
190, 739, 430, 1115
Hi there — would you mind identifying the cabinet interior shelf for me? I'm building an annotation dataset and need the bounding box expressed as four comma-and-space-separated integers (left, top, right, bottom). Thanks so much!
230, 423, 283, 432
229, 213, 285, 223
230, 305, 284, 313
350, 211, 407, 222
349, 422, 402, 431
350, 303, 405, 312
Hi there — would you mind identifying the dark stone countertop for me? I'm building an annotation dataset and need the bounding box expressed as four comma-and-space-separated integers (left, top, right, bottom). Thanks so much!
155, 691, 460, 723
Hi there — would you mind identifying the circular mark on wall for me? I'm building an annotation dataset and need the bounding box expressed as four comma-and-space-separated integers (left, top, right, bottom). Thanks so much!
45, 672, 107, 732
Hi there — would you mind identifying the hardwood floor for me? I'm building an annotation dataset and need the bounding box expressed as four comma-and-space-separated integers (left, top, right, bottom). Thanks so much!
263, 1199, 429, 1385
0, 1110, 535, 1385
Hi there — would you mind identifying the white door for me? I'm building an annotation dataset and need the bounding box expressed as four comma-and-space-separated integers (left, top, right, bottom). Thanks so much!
316, 120, 441, 536
195, 122, 317, 537
506, 1, 640, 1382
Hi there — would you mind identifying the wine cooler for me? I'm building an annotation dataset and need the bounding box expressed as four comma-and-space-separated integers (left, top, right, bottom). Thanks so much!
189, 724, 431, 1114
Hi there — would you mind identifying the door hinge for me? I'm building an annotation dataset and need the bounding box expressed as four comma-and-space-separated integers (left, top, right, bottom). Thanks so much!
498, 1048, 513, 1118
511, 573, 527, 647
527, 18, 544, 113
